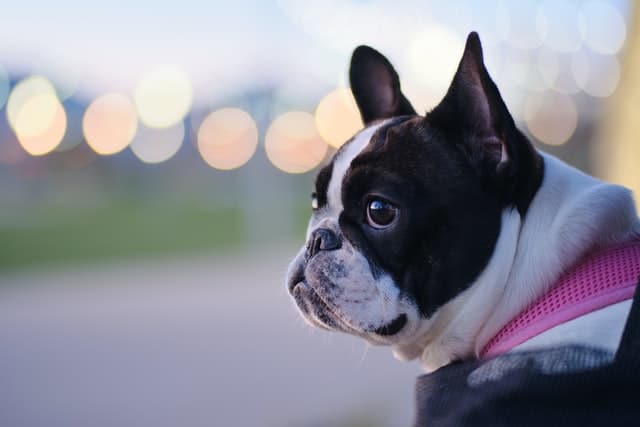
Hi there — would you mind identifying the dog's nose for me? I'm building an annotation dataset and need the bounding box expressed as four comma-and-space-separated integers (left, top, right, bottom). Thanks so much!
306, 228, 341, 259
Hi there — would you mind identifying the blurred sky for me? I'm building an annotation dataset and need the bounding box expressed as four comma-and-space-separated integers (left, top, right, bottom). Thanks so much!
1, 0, 627, 103
0, 0, 300, 99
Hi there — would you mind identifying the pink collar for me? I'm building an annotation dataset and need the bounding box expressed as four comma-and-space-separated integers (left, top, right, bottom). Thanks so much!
481, 240, 640, 358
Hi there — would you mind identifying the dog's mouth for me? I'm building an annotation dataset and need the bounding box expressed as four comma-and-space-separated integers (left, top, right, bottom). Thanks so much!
291, 279, 356, 333
372, 314, 407, 336
290, 274, 408, 338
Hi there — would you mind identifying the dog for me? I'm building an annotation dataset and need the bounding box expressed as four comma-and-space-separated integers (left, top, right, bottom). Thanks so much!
286, 32, 640, 372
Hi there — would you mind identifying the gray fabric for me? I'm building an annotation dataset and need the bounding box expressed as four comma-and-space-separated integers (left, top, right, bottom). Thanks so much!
467, 346, 613, 387
413, 284, 640, 427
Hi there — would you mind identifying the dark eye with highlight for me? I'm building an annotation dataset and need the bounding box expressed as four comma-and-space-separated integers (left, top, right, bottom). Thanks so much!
311, 192, 319, 210
366, 199, 398, 229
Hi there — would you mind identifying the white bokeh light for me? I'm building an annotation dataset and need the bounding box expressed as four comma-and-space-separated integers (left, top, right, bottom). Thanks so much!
501, 48, 548, 91
16, 100, 67, 156
6, 76, 67, 155
503, 49, 531, 87
130, 121, 184, 164
6, 76, 58, 134
407, 26, 464, 102
536, 1, 582, 53
572, 50, 621, 98
31, 61, 82, 102
538, 50, 581, 95
578, 1, 627, 55
134, 65, 193, 129
496, 0, 542, 50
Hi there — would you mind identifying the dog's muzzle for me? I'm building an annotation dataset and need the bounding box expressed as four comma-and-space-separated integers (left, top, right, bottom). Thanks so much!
288, 227, 341, 294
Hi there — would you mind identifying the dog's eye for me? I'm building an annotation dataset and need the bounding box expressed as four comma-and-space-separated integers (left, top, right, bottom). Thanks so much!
311, 192, 319, 210
367, 199, 397, 229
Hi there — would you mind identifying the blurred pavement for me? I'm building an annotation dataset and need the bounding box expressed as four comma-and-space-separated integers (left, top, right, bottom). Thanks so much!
0, 246, 421, 427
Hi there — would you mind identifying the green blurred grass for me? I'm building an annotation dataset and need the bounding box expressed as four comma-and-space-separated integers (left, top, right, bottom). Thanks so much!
0, 200, 245, 272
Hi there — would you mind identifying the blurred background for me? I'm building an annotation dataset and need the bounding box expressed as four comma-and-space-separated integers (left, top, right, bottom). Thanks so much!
0, 1, 638, 426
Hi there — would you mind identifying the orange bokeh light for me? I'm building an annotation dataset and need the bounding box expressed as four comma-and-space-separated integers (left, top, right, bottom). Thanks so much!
83, 93, 138, 155
265, 111, 328, 174
197, 108, 258, 170
315, 88, 362, 148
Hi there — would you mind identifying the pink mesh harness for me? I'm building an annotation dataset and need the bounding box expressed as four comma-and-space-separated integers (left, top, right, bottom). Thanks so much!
481, 240, 640, 358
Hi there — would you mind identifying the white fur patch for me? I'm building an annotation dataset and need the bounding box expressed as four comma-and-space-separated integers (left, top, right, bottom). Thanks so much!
326, 121, 389, 216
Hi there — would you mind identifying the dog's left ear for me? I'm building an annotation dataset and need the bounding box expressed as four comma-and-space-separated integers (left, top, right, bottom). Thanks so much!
431, 32, 515, 172
349, 45, 417, 125
430, 32, 542, 212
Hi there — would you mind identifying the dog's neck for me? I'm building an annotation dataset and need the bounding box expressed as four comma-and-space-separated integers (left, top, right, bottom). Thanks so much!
393, 153, 640, 371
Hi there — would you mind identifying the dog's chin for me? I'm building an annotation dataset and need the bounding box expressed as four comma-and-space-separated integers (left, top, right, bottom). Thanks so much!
291, 279, 410, 344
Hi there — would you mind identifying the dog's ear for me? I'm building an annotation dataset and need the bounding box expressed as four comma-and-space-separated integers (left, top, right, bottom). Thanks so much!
430, 32, 514, 172
349, 45, 416, 125
429, 32, 542, 212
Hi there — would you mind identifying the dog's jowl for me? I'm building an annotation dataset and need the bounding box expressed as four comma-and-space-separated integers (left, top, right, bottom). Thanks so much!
287, 32, 640, 372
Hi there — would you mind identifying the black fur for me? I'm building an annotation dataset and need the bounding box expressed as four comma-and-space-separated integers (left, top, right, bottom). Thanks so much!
315, 32, 543, 316
349, 45, 417, 124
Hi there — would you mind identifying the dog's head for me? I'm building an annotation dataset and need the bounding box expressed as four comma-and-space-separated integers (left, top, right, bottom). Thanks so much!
287, 33, 542, 355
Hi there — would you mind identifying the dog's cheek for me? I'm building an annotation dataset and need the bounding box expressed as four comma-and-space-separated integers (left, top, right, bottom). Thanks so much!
305, 252, 347, 296
307, 251, 378, 309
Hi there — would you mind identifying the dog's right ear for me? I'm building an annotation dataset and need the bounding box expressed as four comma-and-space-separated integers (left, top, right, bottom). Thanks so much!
349, 46, 416, 125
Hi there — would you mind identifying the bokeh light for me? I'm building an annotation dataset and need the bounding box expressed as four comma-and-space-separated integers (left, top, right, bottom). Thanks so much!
265, 111, 327, 174
407, 26, 464, 102
501, 48, 548, 91
315, 88, 362, 148
197, 108, 259, 170
537, 49, 560, 89
7, 76, 58, 133
16, 101, 67, 156
536, 1, 581, 53
496, 0, 542, 50
31, 62, 82, 102
578, 1, 627, 55
15, 94, 60, 138
134, 65, 193, 129
428, 0, 473, 40
83, 93, 138, 155
6, 76, 67, 155
131, 122, 184, 164
572, 51, 620, 98
538, 50, 580, 95
503, 49, 531, 88
524, 92, 578, 146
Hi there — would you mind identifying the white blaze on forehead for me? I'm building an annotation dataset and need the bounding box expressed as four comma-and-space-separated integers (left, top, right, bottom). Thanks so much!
327, 120, 389, 215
